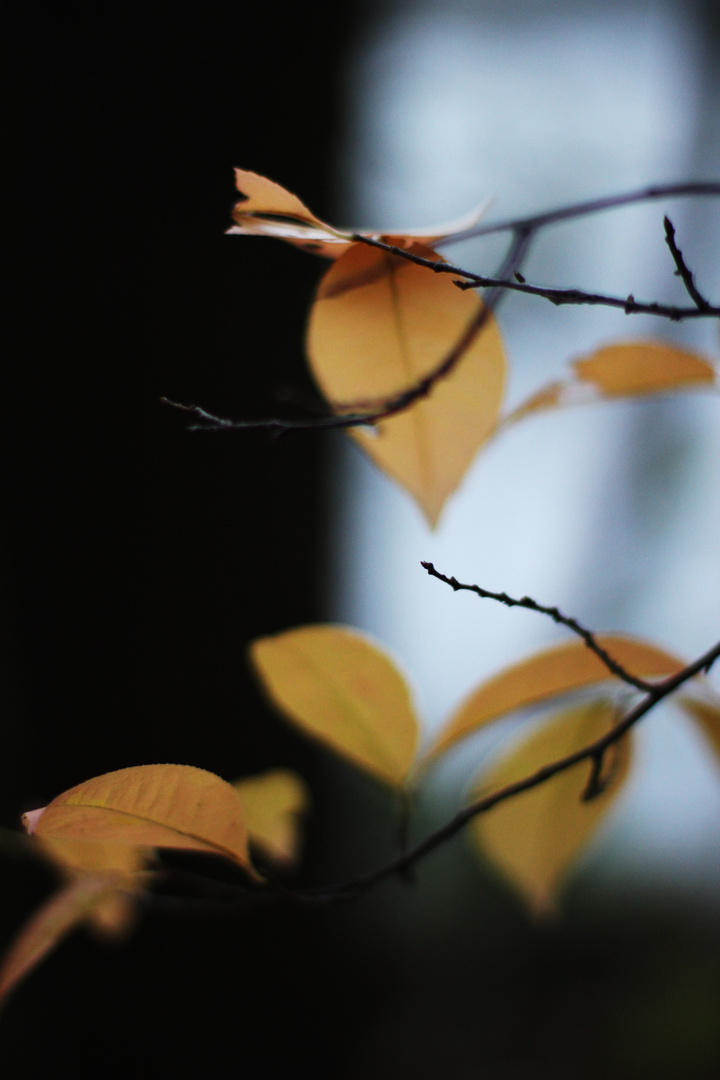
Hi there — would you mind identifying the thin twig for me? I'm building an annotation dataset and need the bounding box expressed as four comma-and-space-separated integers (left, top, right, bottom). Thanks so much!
420, 561, 653, 691
140, 635, 720, 910
440, 181, 720, 245
663, 216, 711, 310
166, 183, 720, 434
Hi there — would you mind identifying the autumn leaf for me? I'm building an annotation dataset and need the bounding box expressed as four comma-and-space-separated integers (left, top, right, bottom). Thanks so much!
249, 625, 420, 787
504, 341, 717, 425
234, 769, 310, 866
227, 168, 488, 259
306, 242, 506, 525
471, 700, 632, 913
0, 872, 135, 1010
24, 764, 252, 871
426, 636, 684, 763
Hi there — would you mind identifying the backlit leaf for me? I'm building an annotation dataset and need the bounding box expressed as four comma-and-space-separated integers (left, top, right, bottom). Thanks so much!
471, 700, 632, 913
250, 625, 420, 787
234, 769, 310, 866
227, 168, 488, 259
427, 636, 683, 762
306, 242, 506, 525
24, 764, 251, 870
504, 342, 717, 425
0, 872, 131, 1010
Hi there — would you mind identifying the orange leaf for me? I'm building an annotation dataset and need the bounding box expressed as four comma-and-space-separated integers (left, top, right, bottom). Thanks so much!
250, 625, 420, 787
227, 169, 488, 260
471, 700, 632, 913
306, 242, 506, 525
504, 341, 717, 425
0, 873, 130, 1010
24, 764, 252, 870
426, 636, 684, 763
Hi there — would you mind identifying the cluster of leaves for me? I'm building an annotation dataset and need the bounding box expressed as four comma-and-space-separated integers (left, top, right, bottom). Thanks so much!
2, 170, 718, 1010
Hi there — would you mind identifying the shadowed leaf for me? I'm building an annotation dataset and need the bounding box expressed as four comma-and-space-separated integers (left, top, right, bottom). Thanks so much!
306, 242, 506, 525
472, 700, 632, 913
250, 625, 420, 787
0, 872, 133, 1010
234, 769, 310, 866
427, 636, 683, 762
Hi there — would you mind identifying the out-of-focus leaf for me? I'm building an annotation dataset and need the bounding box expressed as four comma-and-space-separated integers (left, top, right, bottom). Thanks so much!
427, 636, 683, 762
306, 242, 506, 525
24, 765, 251, 870
250, 625, 420, 787
678, 695, 720, 770
233, 769, 310, 866
0, 872, 131, 1010
504, 342, 717, 425
227, 168, 488, 259
472, 700, 632, 913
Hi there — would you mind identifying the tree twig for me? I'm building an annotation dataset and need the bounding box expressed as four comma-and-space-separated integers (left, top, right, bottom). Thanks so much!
663, 216, 711, 311
420, 561, 654, 691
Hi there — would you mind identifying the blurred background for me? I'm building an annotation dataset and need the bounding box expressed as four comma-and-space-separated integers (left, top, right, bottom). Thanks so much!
3, 1, 719, 1076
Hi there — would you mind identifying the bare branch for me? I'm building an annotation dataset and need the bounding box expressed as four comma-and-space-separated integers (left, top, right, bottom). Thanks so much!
663, 216, 712, 311
420, 561, 653, 691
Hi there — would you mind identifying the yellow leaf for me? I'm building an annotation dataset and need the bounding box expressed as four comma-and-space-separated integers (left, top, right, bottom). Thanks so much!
427, 636, 683, 762
573, 342, 717, 395
227, 169, 489, 259
472, 701, 632, 913
233, 769, 310, 866
678, 695, 720, 770
0, 872, 130, 1010
306, 242, 506, 525
24, 764, 252, 870
504, 342, 717, 426
249, 625, 420, 787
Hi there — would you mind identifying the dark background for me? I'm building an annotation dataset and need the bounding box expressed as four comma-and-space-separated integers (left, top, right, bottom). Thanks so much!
3, 4, 720, 1077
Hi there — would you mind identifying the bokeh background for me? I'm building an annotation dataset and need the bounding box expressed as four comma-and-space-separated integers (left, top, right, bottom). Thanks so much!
3, 1, 719, 1076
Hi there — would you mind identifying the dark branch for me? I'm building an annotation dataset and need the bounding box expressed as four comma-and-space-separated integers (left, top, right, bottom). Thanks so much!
420, 561, 653, 691
440, 181, 720, 245
166, 182, 719, 434
663, 216, 712, 310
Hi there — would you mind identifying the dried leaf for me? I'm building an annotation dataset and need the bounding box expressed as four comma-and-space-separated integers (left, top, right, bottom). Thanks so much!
472, 701, 632, 913
504, 342, 717, 425
0, 873, 130, 1009
250, 625, 420, 787
306, 242, 506, 525
24, 764, 251, 870
234, 769, 310, 866
427, 636, 683, 762
227, 169, 488, 259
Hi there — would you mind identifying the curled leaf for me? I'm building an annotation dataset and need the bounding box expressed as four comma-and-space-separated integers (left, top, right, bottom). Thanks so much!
227, 169, 489, 259
250, 625, 420, 787
306, 242, 506, 525
427, 636, 683, 763
472, 700, 632, 913
24, 764, 251, 871
234, 769, 310, 866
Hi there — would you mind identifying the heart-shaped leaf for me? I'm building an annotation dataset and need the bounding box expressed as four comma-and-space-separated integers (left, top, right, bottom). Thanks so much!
306, 242, 506, 525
